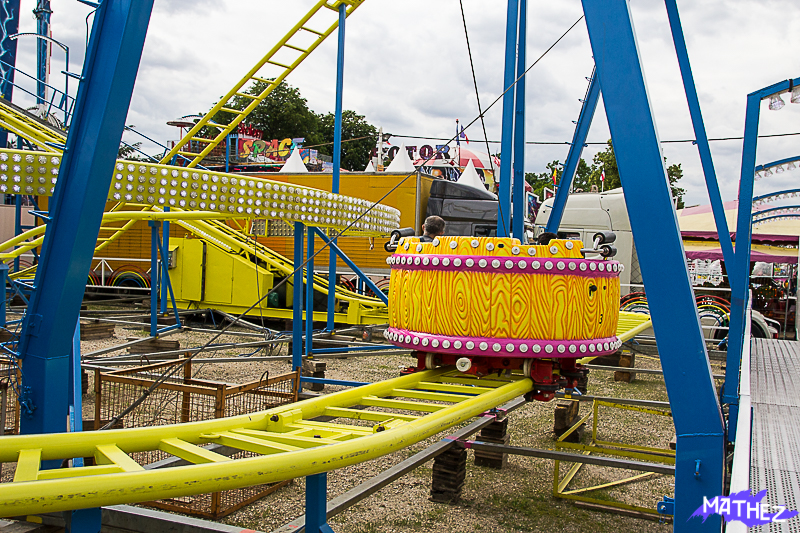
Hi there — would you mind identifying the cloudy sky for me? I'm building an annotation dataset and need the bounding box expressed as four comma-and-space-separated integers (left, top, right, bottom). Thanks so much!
10, 0, 800, 206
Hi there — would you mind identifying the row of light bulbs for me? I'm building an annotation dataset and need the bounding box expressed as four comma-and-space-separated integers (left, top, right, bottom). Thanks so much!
768, 86, 800, 110
755, 160, 799, 180
753, 215, 800, 226
0, 149, 402, 234
752, 191, 800, 206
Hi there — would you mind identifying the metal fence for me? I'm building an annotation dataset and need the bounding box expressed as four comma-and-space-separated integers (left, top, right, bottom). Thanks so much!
94, 357, 299, 518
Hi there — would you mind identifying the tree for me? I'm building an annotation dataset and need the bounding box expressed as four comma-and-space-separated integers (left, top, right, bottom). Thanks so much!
528, 140, 686, 208
118, 141, 143, 160
317, 110, 377, 171
212, 81, 322, 145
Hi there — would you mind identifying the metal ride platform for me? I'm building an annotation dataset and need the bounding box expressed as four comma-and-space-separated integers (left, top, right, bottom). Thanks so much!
747, 338, 800, 532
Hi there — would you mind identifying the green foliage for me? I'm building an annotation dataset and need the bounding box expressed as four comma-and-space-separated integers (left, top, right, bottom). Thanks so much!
214, 80, 322, 144
118, 141, 143, 160
525, 139, 685, 208
203, 80, 377, 170
317, 109, 377, 171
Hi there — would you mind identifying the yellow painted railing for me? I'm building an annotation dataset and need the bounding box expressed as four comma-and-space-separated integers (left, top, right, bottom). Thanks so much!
0, 368, 532, 516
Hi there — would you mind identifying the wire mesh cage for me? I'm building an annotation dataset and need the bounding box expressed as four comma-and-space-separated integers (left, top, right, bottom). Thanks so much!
94, 357, 299, 518
0, 359, 21, 436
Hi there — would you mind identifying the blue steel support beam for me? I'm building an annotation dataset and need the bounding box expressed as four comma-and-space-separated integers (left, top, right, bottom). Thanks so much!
496, 0, 519, 237
0, 263, 6, 327
546, 70, 600, 234
306, 472, 334, 533
313, 228, 388, 305
755, 154, 800, 172
160, 206, 169, 314
726, 77, 799, 441
292, 222, 303, 370
306, 225, 314, 358
18, 0, 154, 435
33, 0, 50, 105
511, 0, 527, 241
0, 0, 21, 149
664, 0, 733, 269
581, 1, 724, 528
149, 221, 159, 337
327, 3, 346, 331
724, 93, 763, 438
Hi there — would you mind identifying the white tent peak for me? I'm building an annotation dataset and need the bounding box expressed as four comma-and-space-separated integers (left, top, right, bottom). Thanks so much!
457, 160, 496, 198
386, 144, 415, 172
364, 160, 376, 172
280, 148, 308, 173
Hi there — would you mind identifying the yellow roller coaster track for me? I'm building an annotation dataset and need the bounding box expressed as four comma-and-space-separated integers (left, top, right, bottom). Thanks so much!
0, 367, 532, 516
0, 98, 66, 153
160, 0, 365, 168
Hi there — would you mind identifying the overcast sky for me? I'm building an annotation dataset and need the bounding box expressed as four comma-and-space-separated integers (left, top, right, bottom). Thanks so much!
10, 0, 800, 206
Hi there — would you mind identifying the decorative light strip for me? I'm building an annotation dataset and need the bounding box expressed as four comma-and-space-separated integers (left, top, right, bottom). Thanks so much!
0, 149, 401, 235
387, 254, 621, 278
755, 160, 799, 181
752, 190, 800, 206
385, 327, 622, 358
752, 214, 800, 226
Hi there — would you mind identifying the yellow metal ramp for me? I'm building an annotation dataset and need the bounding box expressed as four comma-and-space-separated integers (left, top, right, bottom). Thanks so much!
0, 368, 531, 516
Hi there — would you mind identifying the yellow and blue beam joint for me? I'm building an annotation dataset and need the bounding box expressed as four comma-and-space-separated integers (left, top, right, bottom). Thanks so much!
313, 228, 388, 304
581, 0, 724, 527
546, 67, 599, 234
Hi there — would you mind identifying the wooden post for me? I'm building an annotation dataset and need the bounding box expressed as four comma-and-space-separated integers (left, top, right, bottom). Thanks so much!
94, 370, 102, 430
181, 354, 191, 423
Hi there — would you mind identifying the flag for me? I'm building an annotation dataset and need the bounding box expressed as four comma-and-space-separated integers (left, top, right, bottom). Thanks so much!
600, 170, 605, 182
459, 126, 469, 144
552, 167, 558, 185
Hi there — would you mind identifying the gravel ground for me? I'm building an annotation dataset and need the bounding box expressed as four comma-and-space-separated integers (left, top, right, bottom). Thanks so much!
72, 312, 725, 533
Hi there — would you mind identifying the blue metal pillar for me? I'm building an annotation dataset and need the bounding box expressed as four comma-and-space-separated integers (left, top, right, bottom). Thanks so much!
0, 263, 7, 327
723, 94, 759, 440
496, 0, 519, 237
664, 0, 733, 267
160, 206, 169, 315
327, 2, 346, 331
0, 0, 21, 149
306, 225, 314, 358
33, 0, 51, 105
149, 221, 159, 337
292, 222, 303, 370
306, 472, 334, 533
225, 135, 230, 173
18, 0, 154, 435
546, 69, 600, 234
13, 192, 20, 272
581, 0, 724, 528
511, 0, 527, 241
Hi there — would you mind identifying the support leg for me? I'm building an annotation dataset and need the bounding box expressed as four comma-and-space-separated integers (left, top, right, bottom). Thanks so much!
580, 0, 724, 527
306, 473, 335, 533
292, 223, 303, 371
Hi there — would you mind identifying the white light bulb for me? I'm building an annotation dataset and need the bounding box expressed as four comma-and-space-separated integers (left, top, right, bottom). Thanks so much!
769, 94, 786, 110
